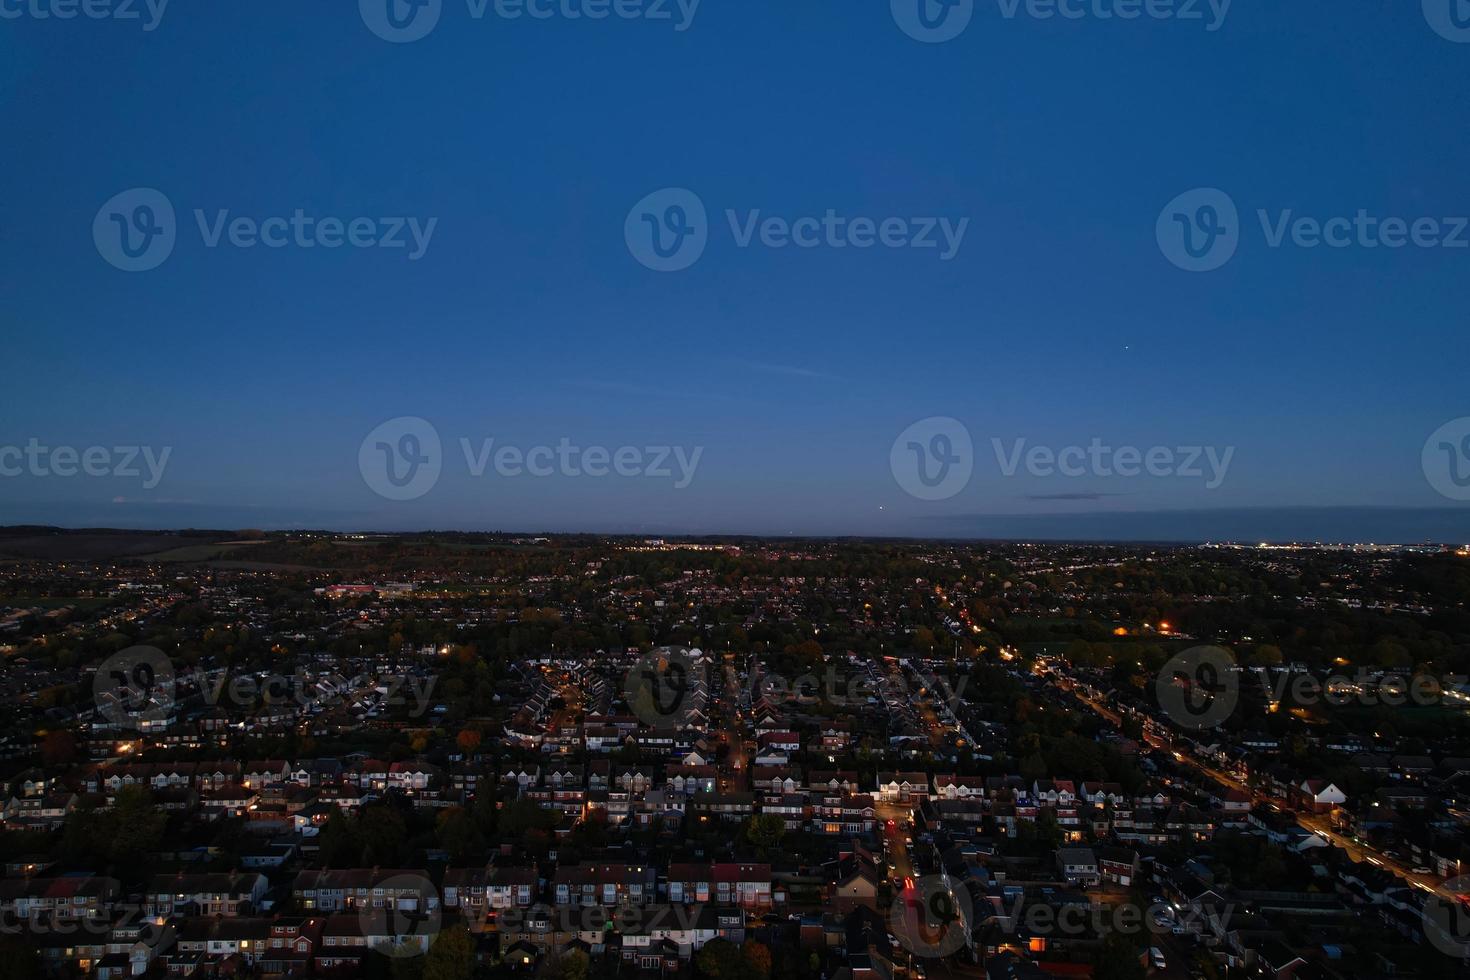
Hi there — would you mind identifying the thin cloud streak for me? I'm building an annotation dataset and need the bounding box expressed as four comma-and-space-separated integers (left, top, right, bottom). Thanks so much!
732, 359, 841, 381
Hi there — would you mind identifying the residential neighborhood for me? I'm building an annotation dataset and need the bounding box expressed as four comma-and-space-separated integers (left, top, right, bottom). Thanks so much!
0, 530, 1468, 979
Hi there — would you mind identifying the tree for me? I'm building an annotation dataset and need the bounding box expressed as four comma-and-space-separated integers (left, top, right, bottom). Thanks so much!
1188, 951, 1220, 980
39, 730, 77, 766
741, 940, 772, 980
1091, 933, 1144, 980
107, 785, 167, 880
1370, 638, 1411, 669
319, 807, 361, 868
436, 807, 485, 863
456, 728, 482, 754
423, 925, 476, 980
1248, 644, 1283, 667
743, 814, 786, 853
695, 938, 747, 980
471, 790, 499, 836
540, 950, 590, 980
358, 805, 409, 866
0, 937, 42, 980
500, 798, 556, 841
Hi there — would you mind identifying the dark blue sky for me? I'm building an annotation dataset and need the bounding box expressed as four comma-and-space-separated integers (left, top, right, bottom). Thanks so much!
2, 1, 1469, 540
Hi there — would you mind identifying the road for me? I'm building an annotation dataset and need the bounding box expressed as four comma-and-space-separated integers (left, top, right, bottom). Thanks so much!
879, 797, 983, 978
1056, 670, 1455, 899
718, 655, 749, 792
876, 800, 917, 884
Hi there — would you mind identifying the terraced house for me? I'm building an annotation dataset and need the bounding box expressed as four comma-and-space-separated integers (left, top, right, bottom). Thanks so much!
666, 863, 773, 909
552, 862, 658, 907
145, 872, 268, 918
291, 868, 437, 913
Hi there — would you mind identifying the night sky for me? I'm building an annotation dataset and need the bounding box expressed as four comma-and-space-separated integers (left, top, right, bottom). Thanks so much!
2, 1, 1468, 541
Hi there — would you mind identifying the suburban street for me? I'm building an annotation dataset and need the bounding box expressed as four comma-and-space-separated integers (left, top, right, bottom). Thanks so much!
1057, 670, 1455, 899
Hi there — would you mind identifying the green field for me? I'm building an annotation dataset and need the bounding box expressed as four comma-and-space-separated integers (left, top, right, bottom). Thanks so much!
138, 541, 267, 562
